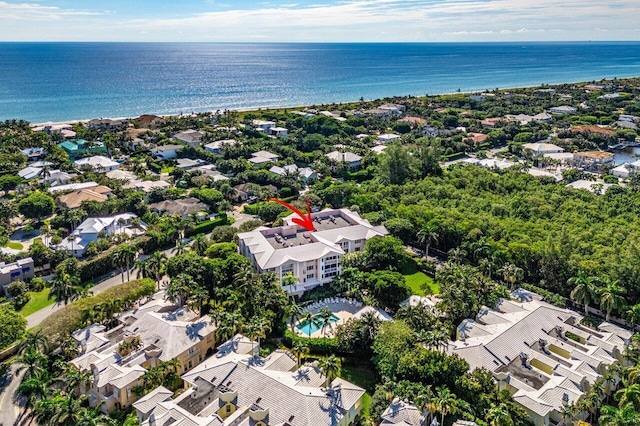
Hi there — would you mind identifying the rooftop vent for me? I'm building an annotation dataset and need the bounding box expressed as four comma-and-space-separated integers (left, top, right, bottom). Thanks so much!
288, 415, 295, 422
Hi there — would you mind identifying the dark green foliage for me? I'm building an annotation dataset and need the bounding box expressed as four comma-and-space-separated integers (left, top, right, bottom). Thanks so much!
18, 191, 55, 219
0, 305, 27, 349
184, 214, 229, 237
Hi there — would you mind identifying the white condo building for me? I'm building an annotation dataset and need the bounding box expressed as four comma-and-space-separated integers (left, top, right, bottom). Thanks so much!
237, 208, 387, 295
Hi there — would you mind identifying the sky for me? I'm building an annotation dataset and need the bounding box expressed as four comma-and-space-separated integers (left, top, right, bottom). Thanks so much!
1, 0, 639, 42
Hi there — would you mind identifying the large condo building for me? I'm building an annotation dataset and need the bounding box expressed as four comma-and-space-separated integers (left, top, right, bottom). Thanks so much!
237, 208, 387, 295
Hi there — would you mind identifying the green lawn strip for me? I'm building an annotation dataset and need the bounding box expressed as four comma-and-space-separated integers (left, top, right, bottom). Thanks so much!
19, 287, 54, 317
399, 258, 439, 295
160, 166, 174, 173
5, 241, 23, 250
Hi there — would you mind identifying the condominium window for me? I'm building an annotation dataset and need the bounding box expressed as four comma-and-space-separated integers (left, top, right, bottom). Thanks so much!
307, 265, 314, 271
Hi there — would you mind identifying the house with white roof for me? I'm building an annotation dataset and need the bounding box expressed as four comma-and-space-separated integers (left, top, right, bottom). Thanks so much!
376, 133, 401, 144
549, 106, 577, 115
56, 213, 146, 257
133, 334, 366, 426
269, 126, 288, 139
379, 398, 428, 426
447, 289, 633, 426
325, 151, 362, 170
252, 120, 276, 133
237, 208, 387, 295
71, 301, 216, 413
0, 257, 34, 294
75, 155, 120, 172
152, 144, 184, 160
204, 139, 238, 154
611, 160, 640, 178
249, 151, 280, 165
522, 143, 564, 157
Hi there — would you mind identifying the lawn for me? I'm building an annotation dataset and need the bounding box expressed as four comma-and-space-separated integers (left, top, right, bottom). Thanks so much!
160, 166, 174, 173
19, 287, 54, 317
400, 258, 439, 295
5, 241, 23, 250
340, 359, 378, 421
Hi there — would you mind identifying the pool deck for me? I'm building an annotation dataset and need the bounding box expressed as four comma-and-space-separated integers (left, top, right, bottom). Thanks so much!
292, 298, 392, 339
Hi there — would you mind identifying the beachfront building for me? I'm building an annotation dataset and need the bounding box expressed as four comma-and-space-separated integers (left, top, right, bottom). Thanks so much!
56, 213, 146, 257
447, 289, 633, 426
611, 160, 640, 178
75, 155, 121, 172
237, 208, 387, 295
133, 334, 366, 426
71, 301, 216, 413
0, 257, 34, 295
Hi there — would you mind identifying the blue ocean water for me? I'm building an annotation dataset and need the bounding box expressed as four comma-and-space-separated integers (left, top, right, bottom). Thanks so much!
1, 42, 640, 123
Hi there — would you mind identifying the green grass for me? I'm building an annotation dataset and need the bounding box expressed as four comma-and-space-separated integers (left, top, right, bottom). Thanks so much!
340, 360, 378, 421
19, 287, 54, 317
160, 166, 174, 173
5, 241, 23, 250
400, 258, 439, 295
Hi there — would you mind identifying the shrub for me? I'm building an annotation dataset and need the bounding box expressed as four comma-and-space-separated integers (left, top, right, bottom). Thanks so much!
0, 305, 26, 350
521, 283, 567, 307
38, 278, 155, 341
28, 277, 47, 292
184, 214, 229, 237
283, 330, 342, 356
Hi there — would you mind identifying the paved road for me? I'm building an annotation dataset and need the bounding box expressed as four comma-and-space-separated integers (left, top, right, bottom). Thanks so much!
0, 366, 24, 426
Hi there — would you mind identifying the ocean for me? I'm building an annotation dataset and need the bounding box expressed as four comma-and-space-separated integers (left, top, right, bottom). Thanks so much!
1, 42, 640, 123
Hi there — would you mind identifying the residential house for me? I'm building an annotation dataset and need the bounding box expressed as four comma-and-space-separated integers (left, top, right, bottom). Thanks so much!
58, 140, 107, 159
249, 151, 280, 165
132, 114, 163, 129
176, 158, 207, 170
0, 257, 34, 294
378, 103, 406, 115
124, 180, 171, 193
619, 114, 636, 123
173, 130, 206, 148
463, 158, 514, 170
152, 144, 184, 160
371, 145, 387, 155
48, 181, 102, 194
269, 126, 288, 139
71, 302, 216, 413
506, 113, 553, 125
612, 160, 640, 178
521, 143, 564, 157
42, 170, 75, 187
376, 133, 401, 144
148, 198, 209, 217
56, 213, 146, 257
481, 118, 504, 128
252, 120, 276, 133
204, 139, 238, 154
566, 180, 614, 194
549, 106, 577, 115
466, 132, 488, 145
325, 151, 362, 171
20, 147, 46, 161
194, 165, 230, 182
614, 120, 637, 130
75, 155, 121, 173
18, 166, 46, 180
571, 126, 616, 137
572, 151, 615, 168
398, 116, 427, 127
447, 289, 632, 426
87, 118, 129, 131
379, 398, 428, 426
237, 208, 387, 295
57, 186, 113, 209
133, 334, 366, 426
269, 164, 317, 183
32, 123, 76, 139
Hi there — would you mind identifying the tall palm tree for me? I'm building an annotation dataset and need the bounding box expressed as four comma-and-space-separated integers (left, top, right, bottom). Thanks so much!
136, 251, 167, 290
625, 304, 640, 331
49, 272, 80, 305
486, 403, 514, 426
599, 277, 627, 321
191, 234, 210, 256
417, 225, 438, 258
112, 244, 138, 283
60, 365, 94, 394
17, 371, 51, 417
281, 272, 300, 294
498, 262, 524, 289
172, 239, 189, 256
291, 341, 309, 368
287, 302, 303, 334
599, 403, 640, 426
166, 274, 196, 307
317, 307, 335, 338
319, 355, 341, 387
615, 383, 640, 410
76, 408, 117, 426
568, 271, 600, 315
49, 393, 89, 426
433, 386, 457, 426
20, 329, 50, 354
301, 311, 321, 339
187, 285, 209, 315
15, 347, 48, 381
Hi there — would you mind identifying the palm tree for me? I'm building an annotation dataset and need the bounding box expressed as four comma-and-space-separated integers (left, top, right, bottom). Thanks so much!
136, 251, 167, 290
301, 311, 321, 339
18, 371, 51, 416
447, 247, 467, 265
187, 285, 209, 315
76, 408, 117, 426
359, 311, 381, 339
60, 365, 93, 394
281, 272, 299, 294
615, 383, 640, 410
486, 403, 514, 426
112, 244, 138, 283
317, 307, 335, 337
291, 341, 309, 368
287, 302, 303, 334
625, 304, 640, 330
599, 403, 640, 425
599, 277, 627, 321
192, 234, 209, 256
568, 271, 600, 315
433, 386, 457, 426
49, 392, 89, 426
15, 347, 48, 381
417, 225, 438, 258
217, 310, 243, 341
498, 263, 524, 289
20, 329, 50, 354
49, 272, 80, 305
318, 355, 341, 387
172, 239, 189, 256
166, 274, 196, 307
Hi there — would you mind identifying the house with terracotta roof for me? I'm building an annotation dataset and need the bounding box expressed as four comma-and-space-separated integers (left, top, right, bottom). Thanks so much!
481, 118, 504, 128
57, 186, 113, 209
466, 132, 488, 144
570, 126, 616, 137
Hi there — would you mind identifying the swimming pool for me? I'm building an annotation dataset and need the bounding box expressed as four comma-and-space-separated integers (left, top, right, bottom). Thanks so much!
296, 314, 339, 336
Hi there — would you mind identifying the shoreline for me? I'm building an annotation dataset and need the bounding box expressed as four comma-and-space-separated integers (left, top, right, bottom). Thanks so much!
29, 76, 640, 127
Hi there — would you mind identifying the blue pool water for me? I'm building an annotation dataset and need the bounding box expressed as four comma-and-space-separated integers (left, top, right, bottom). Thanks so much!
296, 314, 339, 335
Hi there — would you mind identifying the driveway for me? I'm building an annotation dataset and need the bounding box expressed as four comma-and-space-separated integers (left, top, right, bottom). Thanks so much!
0, 365, 24, 426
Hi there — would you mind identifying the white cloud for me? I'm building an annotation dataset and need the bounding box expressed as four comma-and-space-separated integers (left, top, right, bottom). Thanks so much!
1, 0, 639, 41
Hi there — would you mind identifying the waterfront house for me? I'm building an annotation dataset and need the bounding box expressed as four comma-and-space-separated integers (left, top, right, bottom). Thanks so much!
87, 118, 129, 131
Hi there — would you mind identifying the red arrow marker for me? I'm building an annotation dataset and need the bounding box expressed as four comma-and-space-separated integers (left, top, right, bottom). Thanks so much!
267, 198, 316, 231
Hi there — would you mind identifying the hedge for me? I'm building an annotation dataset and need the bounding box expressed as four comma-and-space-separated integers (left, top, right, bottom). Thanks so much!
185, 214, 229, 237
37, 278, 155, 341
78, 236, 151, 282
283, 330, 341, 355
521, 283, 567, 308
